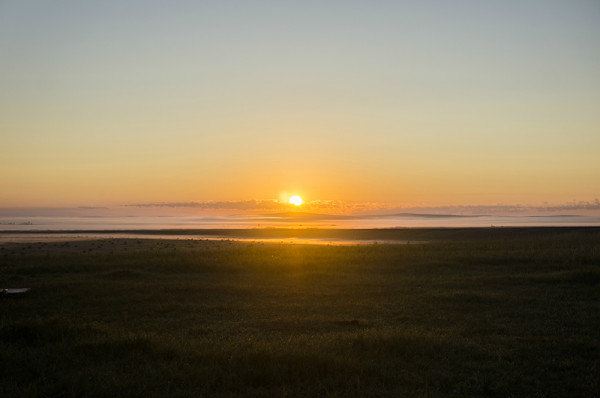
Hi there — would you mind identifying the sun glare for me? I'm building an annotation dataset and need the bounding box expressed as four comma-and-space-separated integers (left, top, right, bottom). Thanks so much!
289, 195, 304, 206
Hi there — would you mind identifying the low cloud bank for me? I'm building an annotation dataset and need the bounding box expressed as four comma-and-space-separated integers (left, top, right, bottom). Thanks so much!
125, 199, 600, 215
125, 200, 283, 210
124, 200, 384, 213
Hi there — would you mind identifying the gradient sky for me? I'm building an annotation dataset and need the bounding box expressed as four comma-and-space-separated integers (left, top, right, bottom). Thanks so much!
1, 0, 599, 208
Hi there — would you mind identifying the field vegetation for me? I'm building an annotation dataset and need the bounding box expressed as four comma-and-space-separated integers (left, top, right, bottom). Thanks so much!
1, 228, 599, 397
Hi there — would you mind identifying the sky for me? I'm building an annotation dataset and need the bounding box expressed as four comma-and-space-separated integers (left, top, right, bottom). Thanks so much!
1, 0, 599, 210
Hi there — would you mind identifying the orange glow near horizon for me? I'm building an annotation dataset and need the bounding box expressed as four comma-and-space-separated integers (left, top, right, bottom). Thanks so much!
1, 2, 599, 209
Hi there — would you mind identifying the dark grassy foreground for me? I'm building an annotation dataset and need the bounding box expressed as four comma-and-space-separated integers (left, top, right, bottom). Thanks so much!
1, 229, 599, 397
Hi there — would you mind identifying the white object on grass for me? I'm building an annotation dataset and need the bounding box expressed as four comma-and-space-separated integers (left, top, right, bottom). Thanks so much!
1, 288, 30, 295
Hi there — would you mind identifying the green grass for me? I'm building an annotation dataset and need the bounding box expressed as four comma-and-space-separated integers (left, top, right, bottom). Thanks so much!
1, 228, 599, 397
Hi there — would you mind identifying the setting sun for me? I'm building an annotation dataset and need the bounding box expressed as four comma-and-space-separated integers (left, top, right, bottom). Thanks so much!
288, 195, 304, 206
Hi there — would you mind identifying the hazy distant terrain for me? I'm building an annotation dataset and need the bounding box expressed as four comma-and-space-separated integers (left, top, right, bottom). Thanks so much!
1, 228, 598, 396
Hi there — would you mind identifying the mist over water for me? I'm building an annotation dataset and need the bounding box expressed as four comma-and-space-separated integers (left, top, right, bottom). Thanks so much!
1, 214, 600, 231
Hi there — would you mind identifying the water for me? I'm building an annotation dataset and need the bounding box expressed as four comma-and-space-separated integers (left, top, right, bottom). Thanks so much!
1, 214, 599, 231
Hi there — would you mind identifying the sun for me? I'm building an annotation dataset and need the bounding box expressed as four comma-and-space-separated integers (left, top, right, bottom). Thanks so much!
288, 195, 304, 206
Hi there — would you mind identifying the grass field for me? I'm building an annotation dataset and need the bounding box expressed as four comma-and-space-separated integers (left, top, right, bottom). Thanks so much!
1, 228, 599, 397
